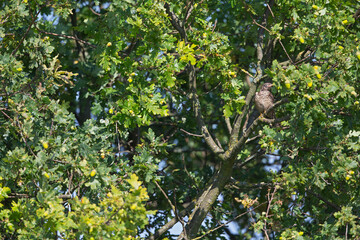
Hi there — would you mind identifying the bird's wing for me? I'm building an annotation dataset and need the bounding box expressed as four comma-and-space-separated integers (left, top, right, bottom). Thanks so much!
267, 91, 274, 102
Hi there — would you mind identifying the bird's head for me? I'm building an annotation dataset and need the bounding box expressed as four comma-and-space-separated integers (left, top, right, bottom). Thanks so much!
261, 83, 273, 91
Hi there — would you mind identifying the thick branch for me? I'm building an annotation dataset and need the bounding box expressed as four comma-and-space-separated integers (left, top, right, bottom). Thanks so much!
149, 202, 195, 240
188, 65, 224, 154
259, 115, 290, 124
226, 98, 288, 161
178, 156, 236, 239
230, 0, 274, 146
164, 3, 186, 40
192, 202, 267, 240
306, 189, 340, 211
164, 3, 224, 155
225, 117, 232, 134
229, 84, 257, 146
177, 2, 276, 238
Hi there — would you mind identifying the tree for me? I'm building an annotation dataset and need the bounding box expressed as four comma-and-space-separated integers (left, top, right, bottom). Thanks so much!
1, 0, 360, 239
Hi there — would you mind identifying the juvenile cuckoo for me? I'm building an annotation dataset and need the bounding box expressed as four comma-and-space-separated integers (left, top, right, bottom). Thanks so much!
255, 83, 275, 118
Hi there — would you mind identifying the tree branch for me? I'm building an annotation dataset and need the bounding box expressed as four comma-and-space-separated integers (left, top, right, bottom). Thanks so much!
188, 65, 224, 154
225, 117, 232, 134
180, 128, 203, 137
230, 0, 274, 146
164, 3, 186, 41
11, 3, 45, 56
8, 193, 72, 199
225, 94, 288, 163
164, 3, 224, 155
192, 202, 267, 240
176, 2, 277, 238
229, 84, 257, 146
149, 201, 195, 240
306, 189, 340, 211
37, 28, 96, 48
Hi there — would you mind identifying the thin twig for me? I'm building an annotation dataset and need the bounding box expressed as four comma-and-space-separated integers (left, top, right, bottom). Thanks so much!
251, 10, 293, 64
212, 19, 217, 32
263, 186, 277, 240
245, 134, 261, 144
173, 189, 188, 240
236, 150, 265, 169
89, 6, 101, 16
154, 180, 176, 213
278, 39, 294, 64
116, 122, 121, 154
192, 202, 267, 240
204, 81, 221, 94
306, 189, 340, 211
183, 0, 194, 26
240, 68, 255, 78
242, 111, 251, 134
11, 3, 46, 55
230, 181, 279, 190
49, 120, 54, 136
0, 13, 11, 25
182, 154, 199, 191
67, 170, 73, 195
37, 28, 96, 48
252, 19, 272, 34
266, 3, 275, 18
156, 181, 190, 238
259, 115, 290, 124
180, 128, 203, 137
149, 201, 195, 240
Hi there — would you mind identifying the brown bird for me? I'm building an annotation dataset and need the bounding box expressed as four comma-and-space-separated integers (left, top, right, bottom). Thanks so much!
255, 83, 275, 118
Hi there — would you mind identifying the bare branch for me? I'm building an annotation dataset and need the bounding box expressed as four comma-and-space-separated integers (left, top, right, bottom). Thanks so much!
212, 19, 217, 32
252, 19, 271, 34
225, 98, 288, 161
225, 117, 232, 134
183, 0, 194, 26
192, 202, 267, 240
164, 3, 224, 154
231, 0, 275, 146
89, 6, 101, 16
37, 28, 96, 48
164, 3, 186, 40
149, 201, 195, 240
180, 128, 203, 137
263, 187, 277, 240
189, 64, 224, 154
278, 39, 294, 64
235, 149, 265, 169
154, 181, 176, 214
258, 115, 290, 124
229, 84, 257, 146
266, 3, 275, 18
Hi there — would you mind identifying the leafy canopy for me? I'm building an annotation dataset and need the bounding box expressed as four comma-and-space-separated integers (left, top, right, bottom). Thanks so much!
1, 0, 360, 239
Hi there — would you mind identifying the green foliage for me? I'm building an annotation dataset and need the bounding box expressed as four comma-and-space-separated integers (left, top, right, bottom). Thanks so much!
0, 174, 151, 239
1, 0, 360, 239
